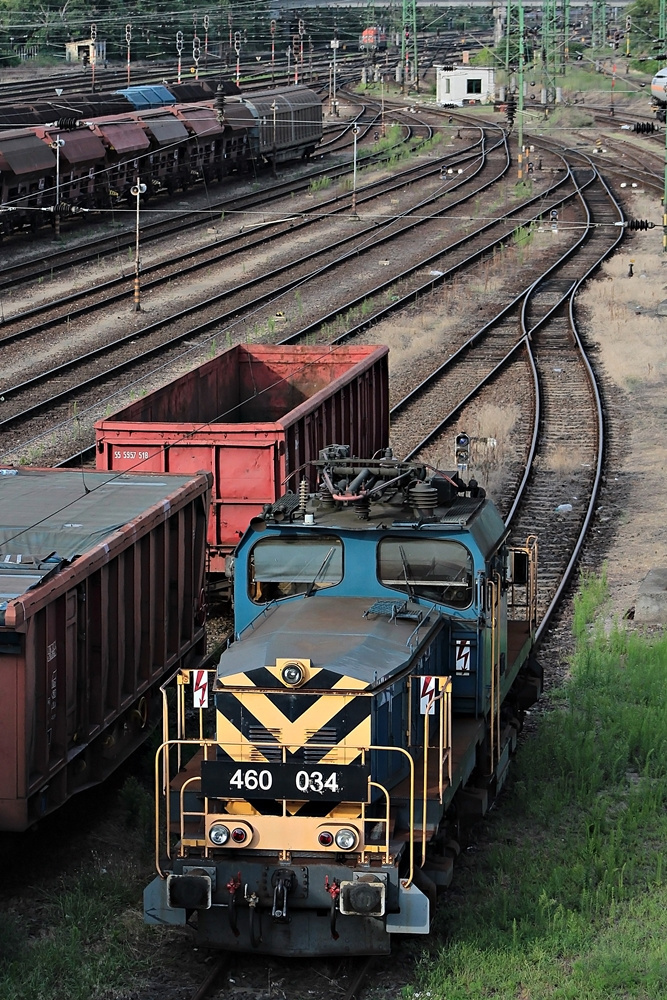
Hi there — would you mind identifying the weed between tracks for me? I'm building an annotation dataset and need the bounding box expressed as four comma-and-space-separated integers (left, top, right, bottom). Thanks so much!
407, 571, 667, 1000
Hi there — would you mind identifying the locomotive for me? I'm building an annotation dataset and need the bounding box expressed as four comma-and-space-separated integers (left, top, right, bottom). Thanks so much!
651, 67, 667, 120
145, 446, 541, 956
359, 26, 388, 52
0, 84, 323, 238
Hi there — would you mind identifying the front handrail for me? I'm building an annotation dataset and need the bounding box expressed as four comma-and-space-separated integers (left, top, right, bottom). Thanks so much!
155, 739, 417, 886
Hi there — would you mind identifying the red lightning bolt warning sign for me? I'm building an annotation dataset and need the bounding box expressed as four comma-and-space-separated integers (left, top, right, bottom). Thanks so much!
193, 669, 208, 709
455, 641, 471, 675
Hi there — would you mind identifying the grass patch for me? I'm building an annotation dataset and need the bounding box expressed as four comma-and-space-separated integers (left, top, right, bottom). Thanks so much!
309, 175, 331, 193
410, 572, 667, 999
0, 774, 158, 999
0, 871, 152, 1000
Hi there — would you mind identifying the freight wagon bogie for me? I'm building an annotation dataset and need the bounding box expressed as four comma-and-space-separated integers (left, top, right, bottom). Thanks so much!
145, 450, 540, 954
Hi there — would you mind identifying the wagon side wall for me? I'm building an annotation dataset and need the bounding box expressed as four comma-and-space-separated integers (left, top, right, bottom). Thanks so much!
0, 475, 209, 832
94, 347, 389, 571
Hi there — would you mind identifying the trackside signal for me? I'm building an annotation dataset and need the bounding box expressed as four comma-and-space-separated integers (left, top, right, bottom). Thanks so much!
455, 432, 470, 470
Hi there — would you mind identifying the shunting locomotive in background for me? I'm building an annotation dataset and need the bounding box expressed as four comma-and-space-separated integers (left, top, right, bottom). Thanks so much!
145, 446, 541, 955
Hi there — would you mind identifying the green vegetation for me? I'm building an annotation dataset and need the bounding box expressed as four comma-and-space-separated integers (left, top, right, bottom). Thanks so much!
0, 777, 155, 1000
512, 224, 533, 250
408, 570, 667, 1000
309, 175, 331, 193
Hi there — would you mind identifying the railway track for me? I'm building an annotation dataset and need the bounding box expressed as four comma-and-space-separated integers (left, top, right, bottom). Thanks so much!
0, 101, 389, 278
391, 152, 621, 633
0, 122, 507, 460
0, 98, 627, 629
0, 123, 456, 332
2, 123, 605, 492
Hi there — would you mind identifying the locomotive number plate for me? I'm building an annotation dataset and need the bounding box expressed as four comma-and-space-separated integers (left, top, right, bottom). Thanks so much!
201, 761, 370, 801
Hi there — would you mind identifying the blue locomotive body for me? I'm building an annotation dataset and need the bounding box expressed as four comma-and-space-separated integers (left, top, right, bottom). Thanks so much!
145, 450, 539, 955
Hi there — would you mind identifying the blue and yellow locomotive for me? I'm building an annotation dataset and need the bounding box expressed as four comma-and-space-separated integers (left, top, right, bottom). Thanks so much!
145, 447, 540, 956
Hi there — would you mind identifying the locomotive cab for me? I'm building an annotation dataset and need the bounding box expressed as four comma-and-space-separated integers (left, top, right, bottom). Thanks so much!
145, 450, 539, 955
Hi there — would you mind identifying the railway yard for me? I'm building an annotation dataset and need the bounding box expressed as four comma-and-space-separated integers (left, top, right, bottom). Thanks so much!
0, 49, 666, 1000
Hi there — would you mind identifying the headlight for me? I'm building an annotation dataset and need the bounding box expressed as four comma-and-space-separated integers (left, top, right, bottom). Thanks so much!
209, 823, 230, 846
281, 662, 304, 686
334, 828, 358, 851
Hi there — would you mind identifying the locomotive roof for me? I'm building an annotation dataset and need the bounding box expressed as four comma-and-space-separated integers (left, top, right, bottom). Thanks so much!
256, 491, 508, 559
219, 595, 445, 687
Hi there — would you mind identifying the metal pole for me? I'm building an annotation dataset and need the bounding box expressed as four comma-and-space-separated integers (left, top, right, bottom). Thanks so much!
401, 0, 407, 93
91, 22, 97, 90
132, 178, 146, 311
176, 31, 183, 84
352, 126, 359, 215
53, 133, 64, 239
412, 0, 419, 93
331, 35, 339, 112
271, 20, 276, 86
272, 100, 277, 178
518, 0, 525, 181
381, 77, 385, 136
126, 23, 131, 87
505, 0, 512, 75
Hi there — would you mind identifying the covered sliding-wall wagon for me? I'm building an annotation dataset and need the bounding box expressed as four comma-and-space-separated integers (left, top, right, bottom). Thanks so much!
0, 467, 210, 831
94, 345, 389, 574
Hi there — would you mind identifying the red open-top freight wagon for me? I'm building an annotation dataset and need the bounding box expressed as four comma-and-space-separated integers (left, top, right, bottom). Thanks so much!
95, 345, 389, 574
0, 467, 210, 831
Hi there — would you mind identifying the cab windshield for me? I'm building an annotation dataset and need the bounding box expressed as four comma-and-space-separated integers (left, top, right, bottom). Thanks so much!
378, 537, 473, 608
249, 535, 343, 604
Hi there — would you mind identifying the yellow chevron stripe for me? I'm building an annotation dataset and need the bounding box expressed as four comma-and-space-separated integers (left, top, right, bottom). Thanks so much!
231, 690, 360, 748
218, 671, 255, 688
216, 713, 270, 763
332, 675, 370, 691
319, 716, 372, 764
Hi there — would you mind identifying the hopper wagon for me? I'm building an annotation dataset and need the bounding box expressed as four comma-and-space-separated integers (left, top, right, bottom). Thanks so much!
0, 466, 210, 831
94, 345, 389, 577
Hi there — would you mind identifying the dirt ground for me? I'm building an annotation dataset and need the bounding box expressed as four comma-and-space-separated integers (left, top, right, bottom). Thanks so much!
376, 183, 667, 628
575, 191, 667, 622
